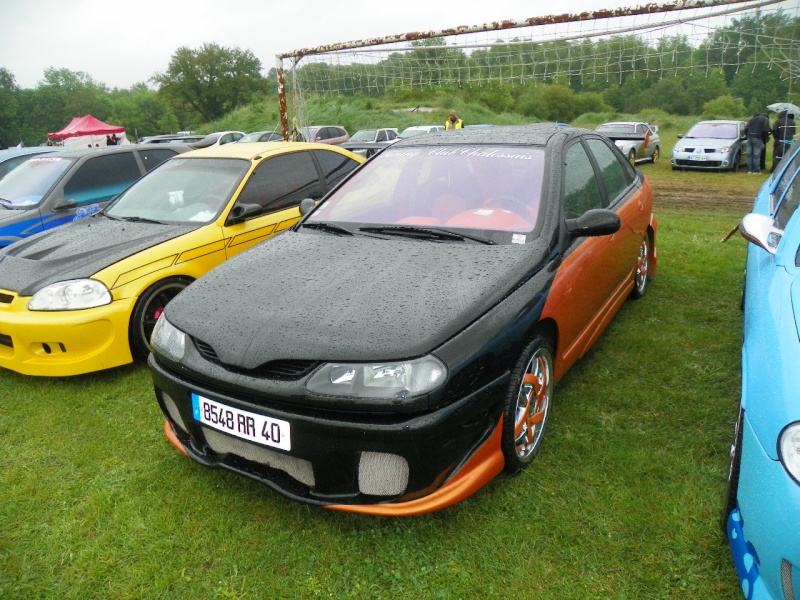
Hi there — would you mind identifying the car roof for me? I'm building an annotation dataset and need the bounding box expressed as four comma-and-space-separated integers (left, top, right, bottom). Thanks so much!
392, 123, 571, 147
177, 140, 352, 160
22, 144, 191, 160
0, 146, 66, 160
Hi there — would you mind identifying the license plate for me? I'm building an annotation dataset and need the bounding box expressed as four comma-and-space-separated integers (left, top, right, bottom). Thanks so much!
689, 155, 707, 161
192, 393, 291, 451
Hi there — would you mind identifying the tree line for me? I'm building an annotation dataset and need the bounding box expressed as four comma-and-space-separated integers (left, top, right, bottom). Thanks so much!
1, 10, 797, 147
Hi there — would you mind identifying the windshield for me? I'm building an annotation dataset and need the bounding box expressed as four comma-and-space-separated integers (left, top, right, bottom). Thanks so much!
0, 156, 74, 208
308, 145, 545, 239
350, 130, 377, 142
686, 122, 739, 139
398, 128, 429, 138
240, 131, 279, 142
104, 157, 249, 224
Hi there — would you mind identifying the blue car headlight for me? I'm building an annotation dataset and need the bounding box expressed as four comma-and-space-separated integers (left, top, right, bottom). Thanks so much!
306, 356, 447, 399
151, 316, 186, 362
28, 279, 111, 311
779, 422, 800, 484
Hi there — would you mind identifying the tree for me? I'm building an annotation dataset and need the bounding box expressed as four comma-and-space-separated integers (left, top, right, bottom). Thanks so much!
152, 43, 268, 123
0, 68, 20, 146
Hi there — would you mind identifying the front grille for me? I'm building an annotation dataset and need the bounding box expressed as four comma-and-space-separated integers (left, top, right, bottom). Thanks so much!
191, 336, 319, 380
0, 293, 12, 304
675, 159, 723, 168
0, 333, 12, 348
780, 559, 796, 600
203, 427, 315, 487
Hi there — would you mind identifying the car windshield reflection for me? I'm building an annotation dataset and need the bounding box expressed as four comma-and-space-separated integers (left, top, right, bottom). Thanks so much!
0, 156, 75, 208
104, 157, 249, 224
686, 123, 739, 139
308, 145, 545, 240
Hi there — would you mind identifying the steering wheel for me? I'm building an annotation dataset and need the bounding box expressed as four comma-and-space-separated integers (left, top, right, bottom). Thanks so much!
484, 195, 530, 217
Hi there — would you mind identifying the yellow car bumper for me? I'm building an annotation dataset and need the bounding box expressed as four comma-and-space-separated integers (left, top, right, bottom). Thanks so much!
0, 293, 136, 377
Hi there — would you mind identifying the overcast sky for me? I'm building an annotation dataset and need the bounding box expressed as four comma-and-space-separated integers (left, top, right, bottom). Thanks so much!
1, 0, 638, 90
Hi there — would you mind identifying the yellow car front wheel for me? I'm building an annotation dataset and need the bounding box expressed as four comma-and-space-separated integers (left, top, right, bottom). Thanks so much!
129, 276, 193, 360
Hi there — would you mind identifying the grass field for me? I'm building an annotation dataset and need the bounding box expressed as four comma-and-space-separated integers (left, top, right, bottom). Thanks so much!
0, 162, 759, 599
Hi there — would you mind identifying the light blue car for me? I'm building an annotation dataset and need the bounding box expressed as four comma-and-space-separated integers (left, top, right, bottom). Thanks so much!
724, 137, 800, 599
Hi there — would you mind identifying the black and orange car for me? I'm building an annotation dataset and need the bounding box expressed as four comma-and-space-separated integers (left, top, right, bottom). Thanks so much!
149, 125, 658, 515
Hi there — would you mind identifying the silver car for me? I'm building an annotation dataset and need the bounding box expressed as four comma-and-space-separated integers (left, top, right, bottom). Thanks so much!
671, 120, 748, 172
596, 122, 661, 166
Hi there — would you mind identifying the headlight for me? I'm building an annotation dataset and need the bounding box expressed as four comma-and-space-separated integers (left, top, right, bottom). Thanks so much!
28, 279, 111, 311
779, 422, 800, 484
151, 316, 186, 362
719, 146, 734, 153
306, 356, 447, 399
674, 146, 684, 153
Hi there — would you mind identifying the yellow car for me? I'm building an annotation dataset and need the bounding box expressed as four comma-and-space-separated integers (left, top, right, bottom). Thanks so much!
0, 142, 364, 376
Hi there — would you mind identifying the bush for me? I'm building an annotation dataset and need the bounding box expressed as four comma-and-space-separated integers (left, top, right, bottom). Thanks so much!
702, 94, 746, 120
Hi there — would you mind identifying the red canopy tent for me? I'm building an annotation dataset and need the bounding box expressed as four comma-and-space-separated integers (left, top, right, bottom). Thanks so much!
47, 115, 127, 147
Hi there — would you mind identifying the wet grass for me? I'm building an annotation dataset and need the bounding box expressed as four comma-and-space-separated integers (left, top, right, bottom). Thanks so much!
0, 200, 748, 599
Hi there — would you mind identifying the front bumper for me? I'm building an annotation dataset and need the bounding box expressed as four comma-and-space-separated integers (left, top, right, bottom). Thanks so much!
726, 415, 800, 600
671, 150, 735, 170
0, 288, 135, 376
150, 354, 509, 515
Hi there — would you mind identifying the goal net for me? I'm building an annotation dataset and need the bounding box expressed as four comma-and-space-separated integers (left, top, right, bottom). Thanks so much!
275, 0, 800, 136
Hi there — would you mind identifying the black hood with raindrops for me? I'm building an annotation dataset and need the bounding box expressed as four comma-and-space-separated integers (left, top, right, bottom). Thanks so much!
163, 228, 549, 368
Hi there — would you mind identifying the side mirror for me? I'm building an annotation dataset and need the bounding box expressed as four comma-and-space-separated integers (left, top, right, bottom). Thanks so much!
565, 208, 621, 237
299, 198, 317, 216
739, 212, 782, 254
677, 134, 684, 139
53, 199, 78, 211
225, 203, 261, 226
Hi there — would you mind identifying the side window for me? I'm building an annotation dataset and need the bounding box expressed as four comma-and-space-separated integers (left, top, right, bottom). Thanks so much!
563, 142, 604, 219
377, 130, 387, 142
138, 148, 179, 172
773, 142, 800, 229
387, 130, 397, 140
63, 153, 142, 206
586, 138, 634, 205
236, 151, 324, 214
312, 150, 361, 188
316, 128, 331, 141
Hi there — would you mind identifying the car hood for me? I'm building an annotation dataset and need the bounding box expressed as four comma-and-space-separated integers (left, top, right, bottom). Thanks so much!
166, 229, 550, 368
0, 216, 198, 296
678, 136, 737, 147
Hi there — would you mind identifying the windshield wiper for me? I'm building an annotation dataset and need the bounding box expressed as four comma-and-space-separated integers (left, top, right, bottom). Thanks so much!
358, 225, 496, 245
112, 215, 166, 224
301, 221, 354, 236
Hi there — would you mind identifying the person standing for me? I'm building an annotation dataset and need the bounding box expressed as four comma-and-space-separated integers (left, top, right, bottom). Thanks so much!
445, 111, 464, 130
760, 113, 771, 172
745, 113, 769, 174
772, 110, 797, 172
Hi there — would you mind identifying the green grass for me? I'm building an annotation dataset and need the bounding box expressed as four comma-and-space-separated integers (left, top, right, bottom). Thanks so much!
0, 195, 749, 598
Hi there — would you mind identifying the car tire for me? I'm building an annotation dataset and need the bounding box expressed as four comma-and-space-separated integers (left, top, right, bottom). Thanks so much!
129, 276, 193, 360
501, 335, 554, 473
721, 406, 743, 533
628, 150, 636, 167
651, 147, 660, 164
731, 152, 740, 172
630, 233, 651, 299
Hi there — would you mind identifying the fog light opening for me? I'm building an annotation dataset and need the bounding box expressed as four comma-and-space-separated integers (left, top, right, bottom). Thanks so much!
358, 452, 409, 497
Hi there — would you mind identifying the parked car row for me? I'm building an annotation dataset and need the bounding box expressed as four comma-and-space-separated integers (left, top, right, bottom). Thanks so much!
594, 119, 751, 172
0, 125, 656, 517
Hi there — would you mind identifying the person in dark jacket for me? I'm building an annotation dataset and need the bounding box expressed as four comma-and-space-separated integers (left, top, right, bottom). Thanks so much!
760, 113, 771, 171
745, 113, 770, 174
772, 111, 797, 172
